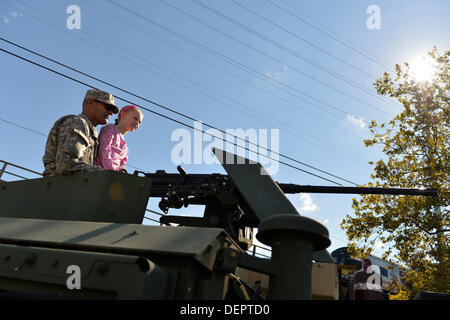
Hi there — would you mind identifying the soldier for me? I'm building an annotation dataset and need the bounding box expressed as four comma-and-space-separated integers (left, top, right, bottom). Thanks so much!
42, 89, 119, 177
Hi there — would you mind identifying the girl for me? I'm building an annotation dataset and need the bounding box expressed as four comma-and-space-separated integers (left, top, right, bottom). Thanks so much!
95, 105, 143, 172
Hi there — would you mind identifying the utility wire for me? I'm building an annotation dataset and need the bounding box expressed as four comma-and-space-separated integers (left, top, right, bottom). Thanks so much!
82, 0, 373, 153
7, 0, 370, 163
189, 0, 396, 116
92, 0, 371, 136
228, 0, 398, 109
2, 1, 368, 184
229, 0, 378, 80
268, 0, 396, 73
107, 0, 394, 119
0, 38, 360, 185
157, 0, 352, 119
0, 46, 358, 186
0, 117, 47, 137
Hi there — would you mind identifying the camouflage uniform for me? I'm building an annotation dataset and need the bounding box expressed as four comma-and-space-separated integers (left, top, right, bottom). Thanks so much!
42, 114, 101, 176
42, 89, 118, 177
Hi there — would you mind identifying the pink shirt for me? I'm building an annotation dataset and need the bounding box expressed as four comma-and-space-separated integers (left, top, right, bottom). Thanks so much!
94, 124, 128, 171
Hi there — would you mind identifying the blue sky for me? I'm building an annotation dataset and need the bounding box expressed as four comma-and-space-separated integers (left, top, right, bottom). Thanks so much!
1, 0, 449, 256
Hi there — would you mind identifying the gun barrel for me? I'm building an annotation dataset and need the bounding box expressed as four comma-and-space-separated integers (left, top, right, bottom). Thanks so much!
277, 184, 439, 196
135, 171, 439, 197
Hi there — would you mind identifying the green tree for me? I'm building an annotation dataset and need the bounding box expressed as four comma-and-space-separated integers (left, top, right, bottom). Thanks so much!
341, 47, 449, 299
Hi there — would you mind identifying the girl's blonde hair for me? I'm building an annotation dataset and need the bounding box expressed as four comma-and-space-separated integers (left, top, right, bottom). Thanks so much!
115, 105, 143, 125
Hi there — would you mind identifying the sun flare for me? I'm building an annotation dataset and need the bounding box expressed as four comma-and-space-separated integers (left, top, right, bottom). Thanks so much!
409, 55, 436, 82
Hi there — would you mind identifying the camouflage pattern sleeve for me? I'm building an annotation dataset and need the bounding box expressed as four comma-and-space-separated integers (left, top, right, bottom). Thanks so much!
42, 124, 59, 176
54, 116, 102, 175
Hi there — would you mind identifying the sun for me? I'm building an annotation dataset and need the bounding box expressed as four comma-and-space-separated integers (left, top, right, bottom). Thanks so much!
408, 55, 436, 82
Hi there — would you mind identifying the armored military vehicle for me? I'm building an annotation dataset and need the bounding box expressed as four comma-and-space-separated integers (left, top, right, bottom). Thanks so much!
0, 149, 437, 300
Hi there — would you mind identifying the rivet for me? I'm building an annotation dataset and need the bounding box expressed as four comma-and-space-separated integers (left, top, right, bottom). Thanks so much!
97, 262, 109, 274
24, 253, 37, 264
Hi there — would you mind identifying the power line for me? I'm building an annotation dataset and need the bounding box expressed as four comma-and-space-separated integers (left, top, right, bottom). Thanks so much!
228, 0, 399, 110
81, 0, 372, 160
0, 46, 359, 186
94, 0, 372, 136
2, 2, 370, 184
6, 0, 370, 165
156, 0, 352, 119
0, 117, 47, 137
0, 38, 360, 185
38, 0, 352, 126
229, 0, 377, 81
189, 0, 397, 116
268, 0, 396, 73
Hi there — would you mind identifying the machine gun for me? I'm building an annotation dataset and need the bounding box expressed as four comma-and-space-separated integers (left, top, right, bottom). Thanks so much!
134, 164, 438, 250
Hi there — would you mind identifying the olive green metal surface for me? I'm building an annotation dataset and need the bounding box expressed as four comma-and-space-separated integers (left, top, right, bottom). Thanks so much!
214, 148, 299, 221
0, 243, 167, 299
0, 171, 151, 224
0, 217, 228, 271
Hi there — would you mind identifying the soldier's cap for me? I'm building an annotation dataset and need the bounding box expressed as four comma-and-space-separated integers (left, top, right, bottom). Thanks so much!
84, 89, 119, 114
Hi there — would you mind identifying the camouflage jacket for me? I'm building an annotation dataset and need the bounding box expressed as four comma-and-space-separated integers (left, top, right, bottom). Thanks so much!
42, 114, 102, 176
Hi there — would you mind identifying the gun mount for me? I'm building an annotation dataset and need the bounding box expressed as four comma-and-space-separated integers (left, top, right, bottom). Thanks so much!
0, 149, 439, 299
